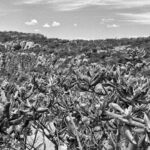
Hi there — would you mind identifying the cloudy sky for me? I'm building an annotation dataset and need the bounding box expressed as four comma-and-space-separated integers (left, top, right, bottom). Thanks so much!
1, 0, 150, 39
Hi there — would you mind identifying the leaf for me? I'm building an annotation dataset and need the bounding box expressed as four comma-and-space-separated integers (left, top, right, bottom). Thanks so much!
1, 90, 7, 103
78, 82, 89, 91
14, 91, 19, 99
144, 113, 150, 130
90, 72, 104, 86
36, 143, 44, 150
9, 115, 24, 125
7, 126, 14, 135
124, 105, 132, 116
124, 125, 137, 145
137, 135, 145, 148
0, 104, 4, 116
58, 144, 67, 150
147, 146, 150, 150
95, 84, 106, 95
133, 128, 145, 134
3, 102, 11, 118
37, 107, 48, 113
128, 119, 145, 128
145, 133, 150, 144
109, 103, 124, 113
77, 72, 91, 84
127, 142, 137, 150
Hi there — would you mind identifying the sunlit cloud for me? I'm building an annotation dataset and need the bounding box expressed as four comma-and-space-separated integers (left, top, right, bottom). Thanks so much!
43, 23, 50, 28
52, 21, 60, 27
119, 12, 150, 25
34, 29, 40, 32
15, 0, 150, 11
73, 23, 77, 27
25, 19, 38, 26
100, 18, 114, 24
16, 0, 44, 5
107, 24, 119, 28
49, 0, 103, 11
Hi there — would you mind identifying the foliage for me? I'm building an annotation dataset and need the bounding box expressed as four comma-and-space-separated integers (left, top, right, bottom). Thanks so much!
0, 32, 150, 150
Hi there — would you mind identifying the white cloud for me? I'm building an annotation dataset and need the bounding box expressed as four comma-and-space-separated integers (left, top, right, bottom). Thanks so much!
112, 0, 150, 8
49, 0, 103, 11
43, 23, 50, 28
119, 12, 150, 25
73, 23, 77, 27
16, 0, 43, 5
34, 29, 40, 32
25, 19, 38, 26
107, 24, 119, 28
52, 21, 60, 27
16, 0, 150, 11
101, 18, 114, 22
100, 18, 114, 24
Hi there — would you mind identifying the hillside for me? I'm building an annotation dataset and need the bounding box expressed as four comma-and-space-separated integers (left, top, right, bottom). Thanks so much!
1, 31, 150, 63
0, 31, 150, 150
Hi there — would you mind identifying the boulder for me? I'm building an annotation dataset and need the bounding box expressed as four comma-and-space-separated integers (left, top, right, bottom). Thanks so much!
20, 41, 26, 49
24, 41, 34, 49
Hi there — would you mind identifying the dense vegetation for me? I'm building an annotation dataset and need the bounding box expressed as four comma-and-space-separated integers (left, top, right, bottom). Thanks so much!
0, 31, 150, 150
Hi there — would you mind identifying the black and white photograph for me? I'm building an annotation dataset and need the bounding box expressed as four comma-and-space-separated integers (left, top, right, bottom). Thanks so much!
0, 0, 150, 149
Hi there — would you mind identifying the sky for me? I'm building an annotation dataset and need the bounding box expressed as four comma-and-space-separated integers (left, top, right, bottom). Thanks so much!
1, 0, 150, 40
